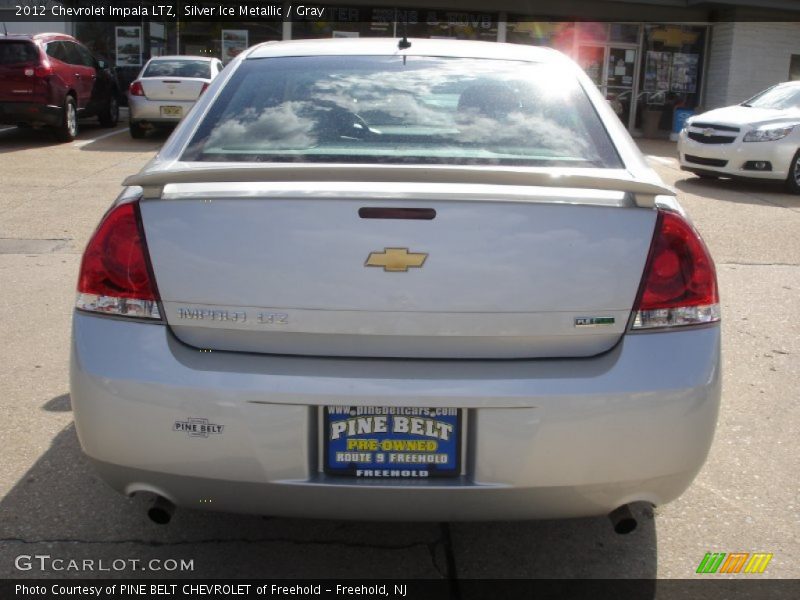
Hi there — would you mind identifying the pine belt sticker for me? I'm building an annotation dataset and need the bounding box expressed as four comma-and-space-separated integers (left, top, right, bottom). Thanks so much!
174, 417, 224, 438
325, 406, 461, 478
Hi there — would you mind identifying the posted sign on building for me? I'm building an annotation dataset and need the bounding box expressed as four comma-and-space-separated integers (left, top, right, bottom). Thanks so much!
115, 26, 142, 67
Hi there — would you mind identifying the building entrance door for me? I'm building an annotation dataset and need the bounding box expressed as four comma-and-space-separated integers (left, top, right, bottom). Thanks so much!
578, 44, 640, 131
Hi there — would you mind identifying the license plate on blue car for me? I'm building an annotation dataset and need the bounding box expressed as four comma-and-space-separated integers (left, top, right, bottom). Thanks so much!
324, 406, 462, 478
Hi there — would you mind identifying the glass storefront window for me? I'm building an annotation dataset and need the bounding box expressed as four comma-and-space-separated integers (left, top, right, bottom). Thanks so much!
402, 10, 497, 40
576, 22, 609, 44
75, 14, 708, 136
637, 25, 707, 133
292, 7, 496, 41
505, 21, 575, 53
150, 23, 167, 57
791, 55, 800, 81
609, 23, 640, 44
75, 21, 147, 98
75, 22, 121, 63
292, 7, 394, 38
179, 22, 281, 58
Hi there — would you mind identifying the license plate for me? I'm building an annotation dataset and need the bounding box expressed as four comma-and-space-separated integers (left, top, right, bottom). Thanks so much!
324, 406, 461, 478
160, 105, 182, 117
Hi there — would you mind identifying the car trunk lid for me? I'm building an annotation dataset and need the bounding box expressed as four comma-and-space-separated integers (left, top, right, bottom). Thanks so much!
140, 78, 207, 102
134, 169, 667, 359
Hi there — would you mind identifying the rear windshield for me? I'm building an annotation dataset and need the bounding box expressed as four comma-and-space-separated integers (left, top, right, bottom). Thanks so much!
743, 85, 800, 110
182, 55, 621, 168
0, 42, 38, 65
143, 59, 210, 79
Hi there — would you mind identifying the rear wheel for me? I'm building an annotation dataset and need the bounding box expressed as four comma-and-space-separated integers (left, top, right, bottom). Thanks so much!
98, 93, 120, 127
129, 120, 145, 139
786, 150, 800, 194
54, 96, 78, 142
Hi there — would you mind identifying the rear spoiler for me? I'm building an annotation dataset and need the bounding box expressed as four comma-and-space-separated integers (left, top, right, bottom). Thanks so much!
124, 164, 674, 208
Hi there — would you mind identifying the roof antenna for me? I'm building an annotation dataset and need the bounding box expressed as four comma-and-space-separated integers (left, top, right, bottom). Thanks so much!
397, 10, 411, 51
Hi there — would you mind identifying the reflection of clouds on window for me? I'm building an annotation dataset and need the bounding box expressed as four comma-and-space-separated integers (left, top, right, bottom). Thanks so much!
313, 59, 483, 100
187, 56, 619, 167
455, 112, 596, 159
362, 94, 454, 129
309, 67, 470, 128
207, 103, 317, 150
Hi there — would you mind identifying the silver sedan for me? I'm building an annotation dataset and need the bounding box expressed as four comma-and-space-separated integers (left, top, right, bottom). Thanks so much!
71, 38, 721, 527
127, 55, 223, 138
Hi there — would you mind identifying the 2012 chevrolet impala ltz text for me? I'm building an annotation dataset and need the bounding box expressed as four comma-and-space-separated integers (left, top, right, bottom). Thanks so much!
69, 38, 721, 526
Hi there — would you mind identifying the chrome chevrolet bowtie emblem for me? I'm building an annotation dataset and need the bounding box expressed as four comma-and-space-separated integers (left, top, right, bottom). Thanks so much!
703, 128, 715, 137
365, 248, 427, 272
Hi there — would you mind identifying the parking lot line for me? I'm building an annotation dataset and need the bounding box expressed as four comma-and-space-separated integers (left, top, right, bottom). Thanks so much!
646, 155, 677, 166
72, 127, 127, 148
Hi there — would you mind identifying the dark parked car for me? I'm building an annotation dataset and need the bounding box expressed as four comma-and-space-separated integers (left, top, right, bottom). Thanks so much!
0, 33, 120, 141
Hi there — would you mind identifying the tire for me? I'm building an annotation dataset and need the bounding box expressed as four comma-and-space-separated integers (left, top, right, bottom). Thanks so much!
129, 120, 145, 139
786, 149, 800, 194
98, 93, 120, 128
54, 96, 78, 142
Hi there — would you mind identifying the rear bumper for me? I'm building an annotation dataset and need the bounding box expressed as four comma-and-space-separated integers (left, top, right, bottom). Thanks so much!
70, 312, 721, 521
0, 101, 61, 126
128, 95, 196, 123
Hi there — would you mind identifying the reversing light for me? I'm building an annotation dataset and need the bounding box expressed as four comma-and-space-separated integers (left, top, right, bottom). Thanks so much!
631, 210, 719, 329
76, 200, 161, 319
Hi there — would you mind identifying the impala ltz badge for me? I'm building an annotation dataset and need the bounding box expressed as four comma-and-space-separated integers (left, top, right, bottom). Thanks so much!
366, 248, 428, 272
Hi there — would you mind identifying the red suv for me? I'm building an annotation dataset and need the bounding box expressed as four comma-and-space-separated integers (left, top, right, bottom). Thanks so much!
0, 33, 120, 141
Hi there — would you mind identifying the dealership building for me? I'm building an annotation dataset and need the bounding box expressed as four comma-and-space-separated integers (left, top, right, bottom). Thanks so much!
3, 0, 800, 136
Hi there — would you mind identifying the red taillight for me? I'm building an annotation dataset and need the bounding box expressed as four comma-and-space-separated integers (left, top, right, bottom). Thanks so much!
129, 80, 145, 96
200, 82, 210, 95
632, 210, 719, 329
76, 201, 161, 319
34, 63, 53, 78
